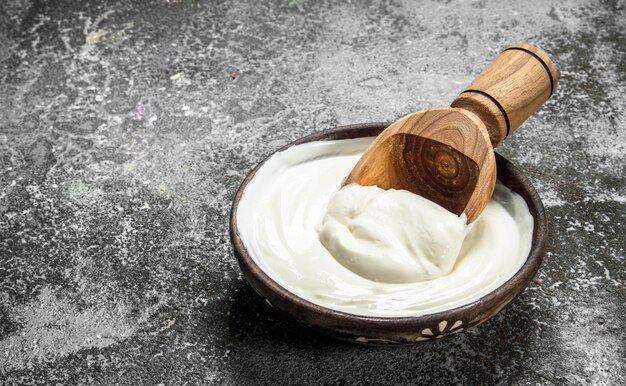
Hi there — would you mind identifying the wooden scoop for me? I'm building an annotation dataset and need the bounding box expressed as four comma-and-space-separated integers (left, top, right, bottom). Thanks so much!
344, 44, 558, 223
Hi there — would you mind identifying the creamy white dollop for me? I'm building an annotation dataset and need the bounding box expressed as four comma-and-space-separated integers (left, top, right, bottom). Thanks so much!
319, 184, 467, 283
236, 137, 533, 317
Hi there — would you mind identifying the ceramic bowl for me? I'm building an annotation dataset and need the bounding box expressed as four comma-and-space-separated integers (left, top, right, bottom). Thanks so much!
229, 123, 547, 345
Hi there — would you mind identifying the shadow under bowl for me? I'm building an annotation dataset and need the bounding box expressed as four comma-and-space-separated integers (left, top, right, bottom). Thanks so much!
229, 123, 547, 346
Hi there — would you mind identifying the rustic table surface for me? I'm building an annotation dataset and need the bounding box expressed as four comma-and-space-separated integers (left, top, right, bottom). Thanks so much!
1, 0, 624, 384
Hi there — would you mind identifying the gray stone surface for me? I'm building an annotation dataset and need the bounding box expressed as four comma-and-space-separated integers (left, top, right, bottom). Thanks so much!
0, 0, 624, 384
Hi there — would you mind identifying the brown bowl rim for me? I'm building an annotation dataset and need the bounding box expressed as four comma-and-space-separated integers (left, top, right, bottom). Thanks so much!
229, 123, 547, 342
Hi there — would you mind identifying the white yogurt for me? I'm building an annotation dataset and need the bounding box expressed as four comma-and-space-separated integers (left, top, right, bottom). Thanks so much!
236, 137, 533, 317
319, 184, 468, 284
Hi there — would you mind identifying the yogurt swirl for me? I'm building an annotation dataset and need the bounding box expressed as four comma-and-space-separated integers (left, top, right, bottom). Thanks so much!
236, 137, 533, 317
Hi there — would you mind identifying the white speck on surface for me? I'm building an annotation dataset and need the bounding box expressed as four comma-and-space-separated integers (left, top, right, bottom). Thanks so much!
0, 287, 163, 371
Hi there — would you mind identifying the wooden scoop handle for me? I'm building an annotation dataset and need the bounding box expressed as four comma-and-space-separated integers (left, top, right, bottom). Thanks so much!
451, 44, 558, 145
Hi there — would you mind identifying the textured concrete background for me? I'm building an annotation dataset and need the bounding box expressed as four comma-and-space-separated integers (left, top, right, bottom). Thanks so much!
0, 0, 624, 384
